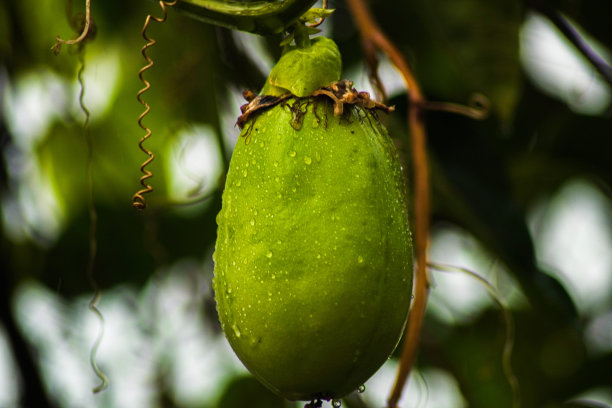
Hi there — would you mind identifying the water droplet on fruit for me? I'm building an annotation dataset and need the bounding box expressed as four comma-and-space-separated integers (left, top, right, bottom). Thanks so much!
332, 399, 342, 408
232, 323, 241, 338
357, 384, 366, 393
273, 161, 279, 167
358, 256, 364, 263
315, 152, 321, 162
248, 336, 260, 347
242, 169, 248, 177
288, 151, 297, 158
266, 251, 273, 258
250, 219, 255, 226
304, 156, 312, 165
235, 180, 241, 186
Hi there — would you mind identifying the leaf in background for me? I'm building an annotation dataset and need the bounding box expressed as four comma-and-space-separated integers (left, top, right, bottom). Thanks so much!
424, 0, 522, 121
369, 0, 522, 121
422, 310, 515, 408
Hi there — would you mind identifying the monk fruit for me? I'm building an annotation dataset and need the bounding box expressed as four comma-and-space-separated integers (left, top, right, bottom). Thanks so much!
213, 36, 413, 402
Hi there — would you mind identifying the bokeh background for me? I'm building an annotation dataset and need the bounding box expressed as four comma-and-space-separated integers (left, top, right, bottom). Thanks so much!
1, 0, 611, 407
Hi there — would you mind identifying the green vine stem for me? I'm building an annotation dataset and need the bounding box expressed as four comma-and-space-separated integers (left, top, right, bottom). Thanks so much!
147, 0, 317, 35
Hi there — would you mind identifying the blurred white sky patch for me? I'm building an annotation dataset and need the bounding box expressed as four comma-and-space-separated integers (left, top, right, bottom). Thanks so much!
13, 282, 103, 407
73, 42, 122, 123
220, 85, 245, 152
2, 44, 120, 146
2, 69, 68, 150
143, 260, 248, 406
529, 179, 612, 316
1, 48, 121, 245
166, 124, 223, 206
585, 310, 612, 355
520, 12, 612, 115
364, 360, 467, 408
1, 153, 65, 245
427, 226, 525, 325
8, 258, 240, 408
571, 386, 612, 407
231, 30, 275, 79
346, 55, 406, 101
0, 326, 20, 408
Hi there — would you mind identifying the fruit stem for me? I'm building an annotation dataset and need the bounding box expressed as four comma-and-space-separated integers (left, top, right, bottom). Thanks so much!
293, 21, 312, 48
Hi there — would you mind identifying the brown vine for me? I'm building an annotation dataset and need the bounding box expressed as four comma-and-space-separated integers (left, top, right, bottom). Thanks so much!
345, 1, 430, 407
346, 1, 494, 406
132, 0, 177, 210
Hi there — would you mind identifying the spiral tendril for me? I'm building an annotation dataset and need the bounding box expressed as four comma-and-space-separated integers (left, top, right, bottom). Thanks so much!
132, 0, 177, 210
77, 53, 109, 393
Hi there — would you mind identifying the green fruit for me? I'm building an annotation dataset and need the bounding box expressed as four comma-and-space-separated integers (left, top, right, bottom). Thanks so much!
213, 37, 413, 402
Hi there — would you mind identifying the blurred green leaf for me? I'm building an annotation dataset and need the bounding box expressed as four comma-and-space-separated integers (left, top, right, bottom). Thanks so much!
371, 0, 522, 121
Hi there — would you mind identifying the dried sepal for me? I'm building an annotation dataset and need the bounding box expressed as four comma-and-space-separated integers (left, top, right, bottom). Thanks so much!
236, 79, 394, 130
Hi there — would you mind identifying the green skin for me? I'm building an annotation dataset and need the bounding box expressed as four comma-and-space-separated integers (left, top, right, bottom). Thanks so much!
213, 37, 413, 401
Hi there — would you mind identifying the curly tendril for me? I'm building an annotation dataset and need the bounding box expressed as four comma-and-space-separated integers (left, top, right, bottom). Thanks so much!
132, 0, 177, 210
78, 53, 109, 394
